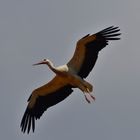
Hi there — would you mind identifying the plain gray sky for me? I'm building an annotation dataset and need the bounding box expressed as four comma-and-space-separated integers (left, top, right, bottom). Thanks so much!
0, 0, 140, 139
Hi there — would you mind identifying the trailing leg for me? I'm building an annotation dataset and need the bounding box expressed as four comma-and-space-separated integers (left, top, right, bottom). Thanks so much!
84, 92, 96, 104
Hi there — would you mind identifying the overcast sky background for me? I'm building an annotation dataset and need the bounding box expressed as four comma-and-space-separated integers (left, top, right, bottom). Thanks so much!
0, 0, 140, 140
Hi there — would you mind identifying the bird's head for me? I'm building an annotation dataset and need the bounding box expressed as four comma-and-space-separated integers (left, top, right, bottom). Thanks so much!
33, 59, 51, 66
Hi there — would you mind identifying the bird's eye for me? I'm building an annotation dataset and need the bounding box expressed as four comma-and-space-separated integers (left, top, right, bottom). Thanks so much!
43, 59, 46, 61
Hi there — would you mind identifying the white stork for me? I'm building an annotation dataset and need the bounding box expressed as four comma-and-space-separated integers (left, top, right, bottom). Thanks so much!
20, 26, 121, 133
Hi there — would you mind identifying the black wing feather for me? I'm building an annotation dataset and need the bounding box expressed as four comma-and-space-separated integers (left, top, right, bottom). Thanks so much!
78, 26, 121, 78
20, 85, 73, 133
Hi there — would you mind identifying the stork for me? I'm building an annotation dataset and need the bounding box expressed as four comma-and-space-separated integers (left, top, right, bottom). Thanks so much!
20, 26, 121, 133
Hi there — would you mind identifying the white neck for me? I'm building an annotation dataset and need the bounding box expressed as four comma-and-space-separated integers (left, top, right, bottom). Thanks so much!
46, 60, 59, 74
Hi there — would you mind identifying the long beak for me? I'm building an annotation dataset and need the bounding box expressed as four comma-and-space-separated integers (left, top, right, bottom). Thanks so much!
32, 61, 45, 66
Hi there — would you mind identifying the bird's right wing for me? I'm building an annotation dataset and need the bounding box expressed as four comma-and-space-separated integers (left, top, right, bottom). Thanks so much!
20, 76, 73, 133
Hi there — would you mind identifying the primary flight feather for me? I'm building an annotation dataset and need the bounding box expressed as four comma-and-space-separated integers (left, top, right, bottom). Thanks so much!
20, 26, 121, 133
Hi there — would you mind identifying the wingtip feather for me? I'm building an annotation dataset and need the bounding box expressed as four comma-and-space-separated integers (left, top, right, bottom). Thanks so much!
97, 26, 121, 40
20, 108, 36, 134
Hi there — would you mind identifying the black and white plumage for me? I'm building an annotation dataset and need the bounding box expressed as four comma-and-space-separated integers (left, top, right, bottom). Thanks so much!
20, 26, 121, 133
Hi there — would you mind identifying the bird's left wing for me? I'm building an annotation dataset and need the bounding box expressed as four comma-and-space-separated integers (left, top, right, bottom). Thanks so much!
67, 26, 121, 78
20, 76, 73, 133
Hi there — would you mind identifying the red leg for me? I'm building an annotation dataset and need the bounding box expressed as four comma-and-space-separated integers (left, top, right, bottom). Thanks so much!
90, 94, 96, 101
84, 94, 91, 103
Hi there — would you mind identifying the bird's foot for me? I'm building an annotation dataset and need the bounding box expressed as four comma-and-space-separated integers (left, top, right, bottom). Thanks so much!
90, 94, 96, 101
85, 94, 91, 103
84, 93, 96, 104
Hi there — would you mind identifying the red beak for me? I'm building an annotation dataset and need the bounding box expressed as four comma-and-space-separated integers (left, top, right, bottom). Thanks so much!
33, 61, 46, 66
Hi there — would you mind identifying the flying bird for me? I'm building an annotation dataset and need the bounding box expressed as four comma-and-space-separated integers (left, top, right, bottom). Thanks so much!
20, 26, 121, 133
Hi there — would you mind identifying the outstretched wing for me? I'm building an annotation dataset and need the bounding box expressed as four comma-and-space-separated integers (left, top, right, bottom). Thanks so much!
67, 26, 121, 78
20, 76, 73, 133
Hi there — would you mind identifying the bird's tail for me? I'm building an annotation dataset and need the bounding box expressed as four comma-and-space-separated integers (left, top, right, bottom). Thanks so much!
83, 80, 93, 93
